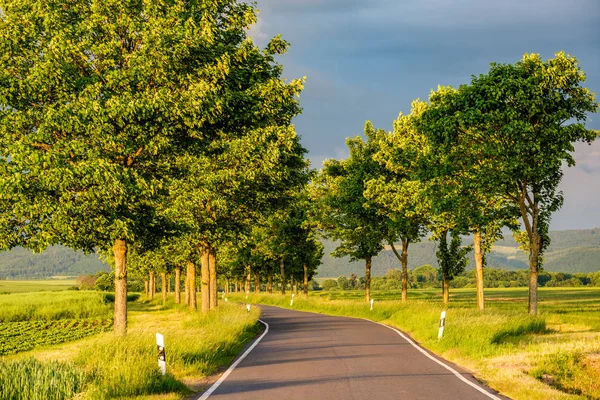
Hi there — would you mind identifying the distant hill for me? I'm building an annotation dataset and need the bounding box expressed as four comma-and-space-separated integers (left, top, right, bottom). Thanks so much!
316, 228, 600, 278
1, 228, 598, 279
0, 246, 109, 279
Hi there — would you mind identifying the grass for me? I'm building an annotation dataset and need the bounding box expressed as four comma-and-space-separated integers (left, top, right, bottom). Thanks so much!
231, 287, 600, 400
0, 291, 112, 322
0, 279, 77, 294
0, 358, 87, 400
1, 291, 261, 400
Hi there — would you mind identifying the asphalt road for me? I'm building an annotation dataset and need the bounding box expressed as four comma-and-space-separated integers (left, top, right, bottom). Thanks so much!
201, 305, 508, 400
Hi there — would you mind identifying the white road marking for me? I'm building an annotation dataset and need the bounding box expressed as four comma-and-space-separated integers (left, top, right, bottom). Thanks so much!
196, 319, 269, 400
367, 319, 503, 400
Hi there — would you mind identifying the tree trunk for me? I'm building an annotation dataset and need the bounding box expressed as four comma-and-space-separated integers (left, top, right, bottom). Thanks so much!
188, 260, 197, 311
303, 264, 309, 298
518, 190, 541, 315
209, 250, 218, 310
245, 266, 251, 294
201, 250, 210, 314
161, 272, 167, 304
184, 264, 190, 306
113, 239, 128, 336
144, 280, 149, 298
267, 271, 273, 293
167, 274, 171, 294
401, 239, 409, 302
280, 259, 286, 295
529, 231, 541, 315
254, 272, 260, 293
442, 272, 450, 305
174, 266, 181, 304
474, 227, 485, 311
149, 271, 155, 300
235, 281, 239, 293
290, 275, 294, 294
390, 240, 410, 302
365, 255, 372, 303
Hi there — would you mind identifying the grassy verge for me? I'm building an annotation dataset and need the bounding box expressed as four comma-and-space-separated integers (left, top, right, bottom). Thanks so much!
1, 293, 261, 399
231, 288, 600, 400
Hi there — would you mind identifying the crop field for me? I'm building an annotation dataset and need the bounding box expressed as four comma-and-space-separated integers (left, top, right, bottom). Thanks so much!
0, 279, 77, 294
234, 287, 600, 400
0, 318, 113, 355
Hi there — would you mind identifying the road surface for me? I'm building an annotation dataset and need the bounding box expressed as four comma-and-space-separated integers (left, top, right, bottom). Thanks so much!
199, 305, 508, 400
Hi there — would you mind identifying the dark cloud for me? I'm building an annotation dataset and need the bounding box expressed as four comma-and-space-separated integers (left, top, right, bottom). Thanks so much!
251, 0, 600, 229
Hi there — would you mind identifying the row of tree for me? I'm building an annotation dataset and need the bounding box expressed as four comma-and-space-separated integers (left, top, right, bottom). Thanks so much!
311, 52, 598, 314
323, 267, 600, 291
0, 0, 322, 335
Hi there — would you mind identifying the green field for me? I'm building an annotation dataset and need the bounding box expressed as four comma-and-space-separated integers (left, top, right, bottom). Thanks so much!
233, 287, 600, 400
0, 283, 261, 400
0, 279, 77, 294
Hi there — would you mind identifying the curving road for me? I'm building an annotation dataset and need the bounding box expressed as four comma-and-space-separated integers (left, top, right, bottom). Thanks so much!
198, 305, 508, 400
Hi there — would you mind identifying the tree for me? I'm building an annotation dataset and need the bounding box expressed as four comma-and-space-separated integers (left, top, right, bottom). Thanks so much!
436, 230, 471, 305
421, 52, 599, 314
0, 0, 310, 332
365, 103, 430, 302
322, 279, 338, 290
312, 125, 392, 302
416, 88, 518, 311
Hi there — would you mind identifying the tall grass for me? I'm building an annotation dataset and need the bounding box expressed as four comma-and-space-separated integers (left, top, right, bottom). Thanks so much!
74, 302, 261, 399
0, 291, 112, 322
0, 358, 87, 400
1, 292, 261, 399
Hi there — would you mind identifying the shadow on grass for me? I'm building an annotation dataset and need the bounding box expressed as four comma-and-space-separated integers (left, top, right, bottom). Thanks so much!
491, 317, 548, 344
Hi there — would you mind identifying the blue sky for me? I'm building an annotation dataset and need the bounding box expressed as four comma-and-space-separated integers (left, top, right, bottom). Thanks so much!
249, 0, 600, 230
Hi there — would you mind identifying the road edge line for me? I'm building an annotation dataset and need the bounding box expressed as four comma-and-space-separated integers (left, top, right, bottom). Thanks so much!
366, 318, 503, 400
195, 319, 270, 400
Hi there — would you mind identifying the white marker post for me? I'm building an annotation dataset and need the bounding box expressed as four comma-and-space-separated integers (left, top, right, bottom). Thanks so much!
290, 293, 295, 306
438, 311, 446, 340
246, 304, 251, 312
221, 291, 225, 299
156, 333, 166, 375
370, 298, 374, 311
225, 297, 228, 302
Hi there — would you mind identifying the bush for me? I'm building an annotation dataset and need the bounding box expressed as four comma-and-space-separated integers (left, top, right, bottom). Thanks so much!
322, 279, 338, 290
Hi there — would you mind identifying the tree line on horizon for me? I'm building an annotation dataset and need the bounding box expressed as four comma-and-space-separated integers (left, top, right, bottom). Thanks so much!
321, 267, 600, 291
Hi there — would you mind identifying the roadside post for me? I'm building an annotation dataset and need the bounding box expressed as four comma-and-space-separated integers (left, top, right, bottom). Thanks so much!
156, 333, 166, 375
246, 304, 251, 312
438, 311, 446, 339
370, 298, 374, 311
290, 293, 295, 306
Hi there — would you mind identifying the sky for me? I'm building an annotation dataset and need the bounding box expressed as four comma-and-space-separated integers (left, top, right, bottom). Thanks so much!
248, 0, 600, 231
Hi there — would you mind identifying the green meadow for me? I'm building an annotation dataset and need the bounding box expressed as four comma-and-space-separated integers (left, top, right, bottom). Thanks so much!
0, 283, 261, 400
233, 287, 600, 400
0, 279, 77, 294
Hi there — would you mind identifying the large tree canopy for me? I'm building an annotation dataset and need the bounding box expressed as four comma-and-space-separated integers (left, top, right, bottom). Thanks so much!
0, 0, 308, 333
420, 52, 599, 314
